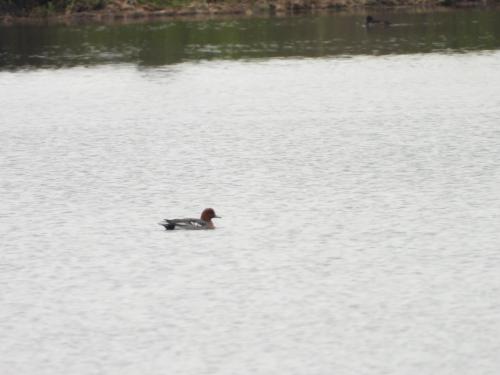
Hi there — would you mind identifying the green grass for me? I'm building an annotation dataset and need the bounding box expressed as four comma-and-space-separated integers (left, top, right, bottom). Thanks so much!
0, 0, 108, 14
136, 0, 196, 9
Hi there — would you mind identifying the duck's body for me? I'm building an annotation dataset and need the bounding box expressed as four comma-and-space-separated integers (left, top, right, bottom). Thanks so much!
161, 218, 214, 230
366, 15, 391, 27
159, 208, 220, 230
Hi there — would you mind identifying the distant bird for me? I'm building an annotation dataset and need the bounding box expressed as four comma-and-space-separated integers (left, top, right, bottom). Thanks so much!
366, 15, 391, 27
159, 208, 221, 230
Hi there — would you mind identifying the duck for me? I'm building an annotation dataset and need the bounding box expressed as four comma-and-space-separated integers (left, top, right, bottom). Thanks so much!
366, 15, 391, 27
159, 208, 221, 230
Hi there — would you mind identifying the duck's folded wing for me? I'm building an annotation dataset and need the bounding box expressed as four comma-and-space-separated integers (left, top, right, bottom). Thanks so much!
163, 218, 208, 229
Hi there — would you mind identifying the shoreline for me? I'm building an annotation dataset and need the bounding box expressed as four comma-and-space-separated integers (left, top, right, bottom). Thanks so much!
1, 0, 496, 25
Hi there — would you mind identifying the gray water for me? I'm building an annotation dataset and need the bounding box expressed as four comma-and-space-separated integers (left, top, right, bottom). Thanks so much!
1, 10, 500, 375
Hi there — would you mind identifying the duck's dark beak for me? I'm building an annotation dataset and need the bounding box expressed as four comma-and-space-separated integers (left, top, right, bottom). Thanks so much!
214, 214, 221, 218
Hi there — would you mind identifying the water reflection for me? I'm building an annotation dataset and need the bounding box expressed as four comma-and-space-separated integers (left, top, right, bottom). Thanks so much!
1, 9, 500, 69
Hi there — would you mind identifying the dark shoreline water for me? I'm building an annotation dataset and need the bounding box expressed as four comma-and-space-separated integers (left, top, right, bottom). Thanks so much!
1, 8, 500, 70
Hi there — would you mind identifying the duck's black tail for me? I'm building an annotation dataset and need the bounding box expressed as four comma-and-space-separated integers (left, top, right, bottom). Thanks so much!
159, 222, 176, 230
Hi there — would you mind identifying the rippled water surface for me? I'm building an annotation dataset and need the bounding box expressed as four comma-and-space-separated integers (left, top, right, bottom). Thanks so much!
1, 9, 500, 375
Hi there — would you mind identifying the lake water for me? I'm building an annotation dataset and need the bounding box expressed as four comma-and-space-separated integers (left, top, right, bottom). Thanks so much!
1, 9, 500, 375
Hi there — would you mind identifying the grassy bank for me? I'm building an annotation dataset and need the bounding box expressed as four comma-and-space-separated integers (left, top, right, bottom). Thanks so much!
0, 0, 496, 20
1, 0, 107, 16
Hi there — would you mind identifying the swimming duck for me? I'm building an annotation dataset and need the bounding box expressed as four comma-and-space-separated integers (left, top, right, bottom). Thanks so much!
159, 208, 221, 230
366, 15, 391, 27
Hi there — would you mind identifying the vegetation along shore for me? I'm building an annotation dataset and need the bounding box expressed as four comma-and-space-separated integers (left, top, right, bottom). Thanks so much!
0, 0, 497, 22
